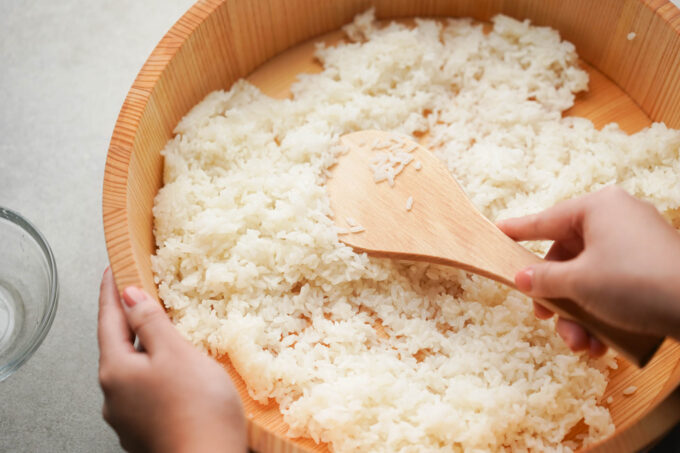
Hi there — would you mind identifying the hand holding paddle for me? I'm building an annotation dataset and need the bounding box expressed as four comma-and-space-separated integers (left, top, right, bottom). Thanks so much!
326, 130, 666, 367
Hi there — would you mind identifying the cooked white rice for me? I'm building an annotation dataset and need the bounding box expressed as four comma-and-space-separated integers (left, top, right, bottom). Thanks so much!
371, 150, 414, 186
349, 225, 365, 234
345, 217, 358, 228
622, 386, 638, 396
151, 10, 680, 452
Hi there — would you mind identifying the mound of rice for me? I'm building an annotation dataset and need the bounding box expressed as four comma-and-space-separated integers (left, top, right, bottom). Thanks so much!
151, 11, 680, 452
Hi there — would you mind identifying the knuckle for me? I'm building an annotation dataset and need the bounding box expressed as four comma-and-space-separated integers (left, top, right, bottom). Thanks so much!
530, 214, 544, 235
534, 262, 553, 290
537, 262, 579, 300
98, 368, 114, 391
600, 185, 627, 201
98, 362, 119, 393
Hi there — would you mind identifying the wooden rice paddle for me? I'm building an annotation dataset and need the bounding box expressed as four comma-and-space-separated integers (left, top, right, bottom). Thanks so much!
327, 130, 664, 368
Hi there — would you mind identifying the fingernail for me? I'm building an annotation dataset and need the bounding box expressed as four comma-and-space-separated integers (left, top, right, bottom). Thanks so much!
515, 268, 533, 292
122, 286, 146, 309
103, 266, 110, 277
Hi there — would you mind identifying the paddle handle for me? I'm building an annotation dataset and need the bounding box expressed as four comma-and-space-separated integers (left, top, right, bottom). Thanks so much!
502, 243, 664, 368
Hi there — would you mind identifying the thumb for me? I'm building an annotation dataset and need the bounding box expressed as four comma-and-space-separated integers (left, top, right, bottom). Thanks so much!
121, 286, 182, 354
515, 261, 579, 300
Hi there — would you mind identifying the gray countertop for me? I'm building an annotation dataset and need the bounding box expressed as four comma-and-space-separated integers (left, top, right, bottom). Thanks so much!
0, 1, 193, 451
1, 1, 679, 452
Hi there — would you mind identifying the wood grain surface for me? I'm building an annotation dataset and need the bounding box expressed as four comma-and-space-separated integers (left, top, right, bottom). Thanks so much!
103, 1, 680, 452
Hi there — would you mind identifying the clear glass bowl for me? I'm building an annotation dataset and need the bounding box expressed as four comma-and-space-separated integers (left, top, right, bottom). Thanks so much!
0, 207, 58, 381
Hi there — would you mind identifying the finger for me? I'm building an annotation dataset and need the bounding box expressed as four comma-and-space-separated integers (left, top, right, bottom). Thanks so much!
515, 260, 579, 300
544, 240, 582, 262
588, 336, 608, 358
529, 242, 577, 321
555, 317, 589, 352
533, 301, 554, 319
120, 286, 182, 354
98, 268, 136, 363
497, 196, 588, 242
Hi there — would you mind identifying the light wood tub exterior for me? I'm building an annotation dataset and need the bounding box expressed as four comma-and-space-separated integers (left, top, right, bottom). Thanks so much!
103, 1, 680, 451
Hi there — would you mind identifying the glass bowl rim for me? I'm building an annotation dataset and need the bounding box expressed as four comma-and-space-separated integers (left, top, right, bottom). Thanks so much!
0, 207, 59, 380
